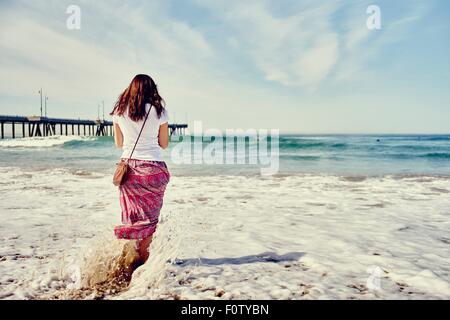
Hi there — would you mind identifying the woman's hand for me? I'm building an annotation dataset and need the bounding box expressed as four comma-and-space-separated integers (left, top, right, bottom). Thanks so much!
113, 123, 124, 148
158, 123, 169, 149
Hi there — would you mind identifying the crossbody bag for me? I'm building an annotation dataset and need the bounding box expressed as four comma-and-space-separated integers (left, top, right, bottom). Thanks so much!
113, 105, 152, 186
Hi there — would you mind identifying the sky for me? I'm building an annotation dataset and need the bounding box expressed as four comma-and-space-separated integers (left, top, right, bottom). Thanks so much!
0, 0, 449, 133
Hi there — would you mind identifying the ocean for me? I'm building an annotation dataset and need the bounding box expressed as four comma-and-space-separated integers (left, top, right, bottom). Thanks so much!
1, 134, 450, 299
0, 134, 449, 176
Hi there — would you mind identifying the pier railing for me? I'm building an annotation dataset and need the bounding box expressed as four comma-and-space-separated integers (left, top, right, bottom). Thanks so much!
0, 115, 188, 139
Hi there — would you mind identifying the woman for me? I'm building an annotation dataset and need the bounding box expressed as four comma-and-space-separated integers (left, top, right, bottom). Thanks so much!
111, 74, 170, 267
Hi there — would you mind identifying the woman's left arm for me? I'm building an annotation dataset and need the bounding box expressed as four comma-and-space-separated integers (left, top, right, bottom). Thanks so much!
113, 123, 123, 148
158, 123, 169, 149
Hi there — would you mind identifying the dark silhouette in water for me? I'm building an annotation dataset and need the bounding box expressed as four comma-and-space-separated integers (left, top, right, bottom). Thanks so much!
174, 252, 305, 266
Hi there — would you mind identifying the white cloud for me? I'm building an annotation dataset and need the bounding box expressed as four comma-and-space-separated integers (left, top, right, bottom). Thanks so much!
195, 0, 341, 88
0, 0, 300, 129
194, 0, 430, 89
289, 33, 339, 88
332, 0, 429, 82
0, 0, 218, 118
0, 0, 440, 132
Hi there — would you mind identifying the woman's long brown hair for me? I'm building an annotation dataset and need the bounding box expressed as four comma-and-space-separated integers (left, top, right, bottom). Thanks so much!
110, 74, 165, 121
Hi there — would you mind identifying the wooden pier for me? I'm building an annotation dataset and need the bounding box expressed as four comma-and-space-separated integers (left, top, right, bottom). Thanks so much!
0, 115, 188, 139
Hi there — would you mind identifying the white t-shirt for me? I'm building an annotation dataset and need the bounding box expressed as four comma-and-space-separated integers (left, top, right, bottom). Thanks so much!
112, 103, 169, 161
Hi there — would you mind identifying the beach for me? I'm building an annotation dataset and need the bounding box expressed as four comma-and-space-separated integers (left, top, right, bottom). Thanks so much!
0, 135, 449, 299
1, 0, 450, 303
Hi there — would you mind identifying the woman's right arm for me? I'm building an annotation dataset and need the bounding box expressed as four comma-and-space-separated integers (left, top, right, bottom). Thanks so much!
158, 123, 169, 149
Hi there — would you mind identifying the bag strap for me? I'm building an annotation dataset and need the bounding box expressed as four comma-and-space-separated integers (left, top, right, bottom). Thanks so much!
127, 104, 152, 162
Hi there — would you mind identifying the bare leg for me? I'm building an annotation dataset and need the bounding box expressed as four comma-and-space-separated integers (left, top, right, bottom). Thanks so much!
137, 235, 153, 263
116, 241, 140, 282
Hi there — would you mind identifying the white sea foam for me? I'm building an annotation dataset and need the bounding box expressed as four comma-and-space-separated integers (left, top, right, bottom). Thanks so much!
0, 167, 449, 299
0, 135, 94, 148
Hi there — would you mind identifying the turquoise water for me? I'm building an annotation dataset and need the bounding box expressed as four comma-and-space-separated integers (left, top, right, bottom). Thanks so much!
0, 134, 449, 176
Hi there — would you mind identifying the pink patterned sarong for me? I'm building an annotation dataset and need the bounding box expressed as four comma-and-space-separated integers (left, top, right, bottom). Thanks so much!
114, 159, 170, 240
